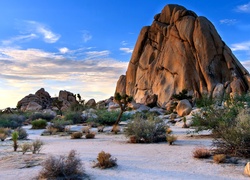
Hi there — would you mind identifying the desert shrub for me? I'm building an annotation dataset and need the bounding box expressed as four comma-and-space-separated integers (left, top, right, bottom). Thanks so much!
16, 127, 28, 140
50, 118, 72, 132
193, 147, 211, 159
29, 112, 55, 121
69, 103, 85, 112
195, 95, 215, 108
31, 119, 47, 129
85, 132, 95, 139
93, 151, 117, 169
0, 127, 11, 141
166, 135, 177, 145
193, 94, 250, 157
125, 112, 168, 143
0, 133, 7, 141
82, 126, 90, 134
213, 154, 226, 164
38, 150, 85, 180
0, 114, 26, 128
32, 139, 44, 154
64, 112, 84, 124
87, 109, 131, 126
71, 132, 83, 139
172, 89, 192, 100
12, 131, 19, 151
21, 143, 32, 154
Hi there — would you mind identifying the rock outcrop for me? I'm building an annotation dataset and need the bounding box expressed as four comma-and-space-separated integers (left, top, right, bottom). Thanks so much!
115, 4, 250, 107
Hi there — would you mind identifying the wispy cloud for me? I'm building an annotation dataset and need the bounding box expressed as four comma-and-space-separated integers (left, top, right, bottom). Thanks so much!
231, 41, 250, 51
82, 30, 92, 42
236, 2, 250, 13
2, 34, 38, 46
25, 20, 61, 43
219, 19, 237, 25
121, 41, 128, 46
85, 50, 110, 59
119, 47, 133, 54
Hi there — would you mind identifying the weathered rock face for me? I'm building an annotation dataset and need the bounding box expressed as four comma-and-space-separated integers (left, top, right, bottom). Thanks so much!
58, 90, 78, 110
115, 4, 250, 107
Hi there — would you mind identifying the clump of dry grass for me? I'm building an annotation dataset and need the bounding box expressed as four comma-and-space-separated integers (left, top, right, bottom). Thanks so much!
93, 151, 117, 169
85, 132, 95, 139
21, 143, 32, 155
193, 147, 211, 158
38, 150, 86, 180
0, 127, 10, 141
32, 139, 44, 154
82, 126, 90, 134
166, 135, 177, 145
71, 132, 83, 139
213, 154, 226, 164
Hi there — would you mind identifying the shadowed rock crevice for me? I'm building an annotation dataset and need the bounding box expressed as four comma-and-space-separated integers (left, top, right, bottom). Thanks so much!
115, 4, 250, 107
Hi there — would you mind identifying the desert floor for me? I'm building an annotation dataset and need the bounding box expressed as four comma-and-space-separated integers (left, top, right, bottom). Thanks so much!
0, 125, 249, 180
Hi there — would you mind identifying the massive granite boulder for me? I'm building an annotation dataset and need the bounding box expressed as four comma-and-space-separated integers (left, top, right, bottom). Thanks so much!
116, 4, 250, 107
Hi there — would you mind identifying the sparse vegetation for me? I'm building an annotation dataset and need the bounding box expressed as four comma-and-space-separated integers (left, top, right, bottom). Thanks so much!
193, 147, 211, 159
0, 127, 11, 141
38, 150, 85, 180
16, 127, 28, 140
85, 132, 95, 139
125, 112, 168, 143
0, 114, 26, 129
31, 119, 47, 129
93, 151, 117, 169
21, 143, 32, 154
29, 112, 55, 121
71, 132, 83, 139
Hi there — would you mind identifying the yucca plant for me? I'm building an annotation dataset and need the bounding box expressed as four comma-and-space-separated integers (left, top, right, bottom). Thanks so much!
12, 131, 19, 151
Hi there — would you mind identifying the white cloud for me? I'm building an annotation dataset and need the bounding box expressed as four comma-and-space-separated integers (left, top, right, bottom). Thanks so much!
0, 48, 127, 108
82, 30, 92, 42
85, 50, 110, 59
219, 19, 237, 25
2, 34, 38, 46
121, 41, 128, 46
231, 41, 250, 51
59, 47, 69, 54
236, 2, 250, 13
25, 20, 60, 43
119, 47, 133, 53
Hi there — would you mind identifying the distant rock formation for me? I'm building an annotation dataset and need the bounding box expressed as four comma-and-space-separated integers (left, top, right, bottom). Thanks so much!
115, 4, 250, 107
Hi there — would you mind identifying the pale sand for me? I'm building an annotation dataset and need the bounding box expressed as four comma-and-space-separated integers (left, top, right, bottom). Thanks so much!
0, 126, 249, 180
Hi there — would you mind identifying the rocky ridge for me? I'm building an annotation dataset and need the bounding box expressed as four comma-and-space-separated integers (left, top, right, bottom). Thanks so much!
115, 4, 250, 107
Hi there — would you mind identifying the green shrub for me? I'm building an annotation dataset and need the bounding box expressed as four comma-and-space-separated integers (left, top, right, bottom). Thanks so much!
88, 109, 131, 126
93, 151, 117, 169
125, 112, 168, 143
64, 112, 84, 124
71, 132, 83, 139
16, 127, 28, 140
29, 112, 55, 121
50, 118, 72, 132
12, 131, 18, 151
38, 150, 85, 180
0, 114, 26, 128
69, 103, 85, 112
31, 119, 47, 129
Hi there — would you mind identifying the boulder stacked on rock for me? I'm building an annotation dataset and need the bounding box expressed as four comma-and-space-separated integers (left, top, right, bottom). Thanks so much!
115, 4, 250, 107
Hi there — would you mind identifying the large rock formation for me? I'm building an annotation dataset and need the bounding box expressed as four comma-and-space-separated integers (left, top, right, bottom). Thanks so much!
115, 4, 250, 107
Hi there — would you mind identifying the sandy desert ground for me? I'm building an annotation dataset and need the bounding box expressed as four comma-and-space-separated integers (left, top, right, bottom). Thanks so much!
0, 125, 249, 180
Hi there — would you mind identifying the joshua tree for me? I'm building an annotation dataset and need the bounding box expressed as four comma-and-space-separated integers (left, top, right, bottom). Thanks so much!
52, 98, 64, 116
12, 131, 18, 151
112, 93, 133, 131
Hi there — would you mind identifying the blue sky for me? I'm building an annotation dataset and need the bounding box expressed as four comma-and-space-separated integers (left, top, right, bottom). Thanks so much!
0, 0, 250, 109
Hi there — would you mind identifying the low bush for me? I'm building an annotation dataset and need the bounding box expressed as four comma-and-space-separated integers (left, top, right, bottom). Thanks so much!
193, 147, 211, 159
87, 109, 131, 126
64, 112, 84, 124
0, 114, 26, 128
29, 112, 55, 121
93, 151, 117, 169
38, 150, 85, 180
31, 119, 47, 129
21, 143, 32, 154
50, 118, 72, 132
32, 139, 44, 154
125, 112, 168, 143
71, 132, 83, 139
16, 127, 28, 140
0, 127, 11, 141
166, 135, 177, 145
85, 132, 95, 139
213, 154, 226, 164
